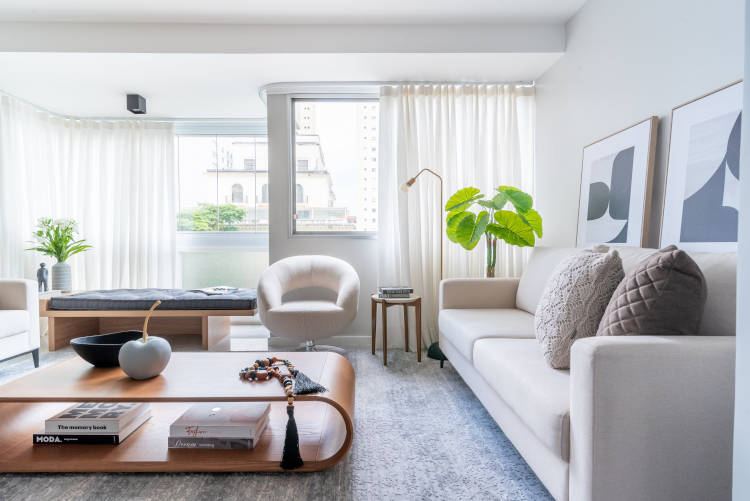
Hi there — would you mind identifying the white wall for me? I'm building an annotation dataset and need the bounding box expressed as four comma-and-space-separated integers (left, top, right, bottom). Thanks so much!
536, 0, 745, 247
734, 1, 750, 496
266, 94, 378, 345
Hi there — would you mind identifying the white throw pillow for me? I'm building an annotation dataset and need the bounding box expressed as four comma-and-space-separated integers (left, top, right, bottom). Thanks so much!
534, 248, 624, 369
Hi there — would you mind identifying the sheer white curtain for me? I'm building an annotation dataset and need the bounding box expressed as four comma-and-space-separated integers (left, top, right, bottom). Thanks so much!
0, 94, 177, 289
378, 84, 536, 345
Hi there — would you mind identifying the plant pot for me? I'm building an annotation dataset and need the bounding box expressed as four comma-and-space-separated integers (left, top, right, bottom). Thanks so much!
51, 261, 72, 292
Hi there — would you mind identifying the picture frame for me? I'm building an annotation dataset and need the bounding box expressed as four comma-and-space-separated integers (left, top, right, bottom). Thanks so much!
660, 80, 743, 252
576, 116, 658, 247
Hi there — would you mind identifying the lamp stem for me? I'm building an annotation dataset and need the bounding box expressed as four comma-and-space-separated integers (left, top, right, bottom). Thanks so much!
409, 168, 443, 281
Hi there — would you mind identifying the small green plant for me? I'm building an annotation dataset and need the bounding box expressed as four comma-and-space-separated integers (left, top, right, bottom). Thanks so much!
27, 218, 92, 263
445, 185, 542, 277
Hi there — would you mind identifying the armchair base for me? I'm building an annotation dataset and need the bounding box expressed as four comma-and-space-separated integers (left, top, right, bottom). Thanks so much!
0, 347, 39, 368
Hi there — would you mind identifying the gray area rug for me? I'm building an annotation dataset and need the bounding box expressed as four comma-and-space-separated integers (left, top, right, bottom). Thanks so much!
0, 341, 552, 501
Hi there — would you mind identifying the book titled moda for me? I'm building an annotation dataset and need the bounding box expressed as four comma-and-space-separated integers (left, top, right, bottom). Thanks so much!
34, 402, 151, 445
168, 402, 270, 450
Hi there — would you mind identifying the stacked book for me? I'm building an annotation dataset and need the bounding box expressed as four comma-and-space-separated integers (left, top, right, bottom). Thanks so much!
34, 402, 151, 445
168, 402, 270, 450
378, 286, 413, 298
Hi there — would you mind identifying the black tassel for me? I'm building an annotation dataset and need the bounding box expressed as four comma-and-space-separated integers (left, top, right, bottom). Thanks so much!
291, 369, 327, 395
280, 404, 304, 470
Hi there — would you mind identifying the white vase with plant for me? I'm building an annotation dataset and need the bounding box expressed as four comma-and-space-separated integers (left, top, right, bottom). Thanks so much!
27, 218, 91, 292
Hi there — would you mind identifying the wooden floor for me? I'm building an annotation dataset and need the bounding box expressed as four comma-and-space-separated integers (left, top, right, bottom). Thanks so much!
0, 352, 354, 472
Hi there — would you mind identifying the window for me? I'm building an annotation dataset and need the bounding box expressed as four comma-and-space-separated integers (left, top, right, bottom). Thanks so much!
177, 135, 268, 232
292, 98, 379, 233
174, 125, 269, 295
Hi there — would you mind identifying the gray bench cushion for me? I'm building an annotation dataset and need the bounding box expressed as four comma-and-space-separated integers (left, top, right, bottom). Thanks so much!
49, 288, 257, 311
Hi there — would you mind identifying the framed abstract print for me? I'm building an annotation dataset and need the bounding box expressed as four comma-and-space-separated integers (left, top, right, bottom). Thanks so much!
576, 116, 658, 247
661, 80, 743, 252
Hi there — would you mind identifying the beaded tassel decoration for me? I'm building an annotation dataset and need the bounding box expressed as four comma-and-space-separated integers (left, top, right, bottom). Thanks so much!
239, 357, 327, 470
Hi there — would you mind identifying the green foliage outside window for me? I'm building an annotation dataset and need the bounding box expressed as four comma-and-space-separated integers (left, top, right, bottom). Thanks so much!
178, 203, 246, 231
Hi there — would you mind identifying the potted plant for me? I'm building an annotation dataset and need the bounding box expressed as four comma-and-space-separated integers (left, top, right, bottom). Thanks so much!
445, 185, 542, 277
27, 218, 91, 292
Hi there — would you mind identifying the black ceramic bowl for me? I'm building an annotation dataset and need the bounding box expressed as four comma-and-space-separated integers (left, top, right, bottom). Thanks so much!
70, 331, 143, 367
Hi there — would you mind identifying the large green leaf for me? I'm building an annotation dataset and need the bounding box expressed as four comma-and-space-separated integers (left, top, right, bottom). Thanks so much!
492, 193, 508, 210
454, 212, 476, 249
497, 186, 533, 213
468, 210, 490, 250
445, 187, 482, 213
446, 211, 473, 243
490, 210, 535, 246
519, 208, 543, 238
487, 224, 528, 247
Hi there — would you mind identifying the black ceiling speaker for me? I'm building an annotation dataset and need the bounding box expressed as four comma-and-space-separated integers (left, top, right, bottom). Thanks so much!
126, 94, 147, 114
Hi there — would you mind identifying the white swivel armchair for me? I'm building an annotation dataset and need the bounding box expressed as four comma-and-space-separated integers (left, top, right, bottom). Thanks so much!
257, 255, 360, 351
0, 279, 40, 367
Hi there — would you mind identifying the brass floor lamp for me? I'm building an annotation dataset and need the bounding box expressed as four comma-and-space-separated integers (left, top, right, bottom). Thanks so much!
401, 168, 448, 366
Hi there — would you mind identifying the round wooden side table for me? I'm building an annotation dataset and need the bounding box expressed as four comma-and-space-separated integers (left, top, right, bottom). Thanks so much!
370, 293, 421, 366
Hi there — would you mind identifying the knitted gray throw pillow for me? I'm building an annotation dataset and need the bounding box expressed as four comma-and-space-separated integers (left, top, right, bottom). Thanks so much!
534, 248, 624, 369
596, 245, 707, 337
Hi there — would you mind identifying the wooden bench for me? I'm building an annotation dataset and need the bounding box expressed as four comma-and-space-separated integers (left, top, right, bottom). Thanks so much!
39, 298, 255, 351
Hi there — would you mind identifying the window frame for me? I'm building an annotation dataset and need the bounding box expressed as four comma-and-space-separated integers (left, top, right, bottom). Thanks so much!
290, 95, 379, 238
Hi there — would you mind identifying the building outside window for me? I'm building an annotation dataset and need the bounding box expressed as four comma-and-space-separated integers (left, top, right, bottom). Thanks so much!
176, 135, 269, 232
231, 183, 244, 203
292, 98, 379, 233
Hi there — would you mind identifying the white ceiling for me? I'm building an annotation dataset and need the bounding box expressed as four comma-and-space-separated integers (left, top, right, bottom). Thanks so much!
0, 52, 562, 118
0, 0, 586, 24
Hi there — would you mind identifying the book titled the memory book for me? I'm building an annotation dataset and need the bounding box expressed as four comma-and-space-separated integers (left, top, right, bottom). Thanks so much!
169, 402, 270, 449
45, 402, 148, 434
35, 403, 151, 445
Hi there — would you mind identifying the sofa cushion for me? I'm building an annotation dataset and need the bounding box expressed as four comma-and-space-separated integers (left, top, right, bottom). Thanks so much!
0, 310, 30, 339
535, 248, 624, 368
597, 246, 707, 337
49, 288, 257, 310
612, 246, 658, 274
690, 251, 736, 337
473, 338, 571, 461
438, 308, 535, 361
516, 247, 580, 314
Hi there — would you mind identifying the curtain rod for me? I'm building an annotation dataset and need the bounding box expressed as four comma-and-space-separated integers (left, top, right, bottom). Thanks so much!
258, 80, 535, 103
0, 89, 266, 123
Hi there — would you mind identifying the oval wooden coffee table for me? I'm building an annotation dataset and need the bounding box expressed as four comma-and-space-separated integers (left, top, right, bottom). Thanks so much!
0, 352, 354, 472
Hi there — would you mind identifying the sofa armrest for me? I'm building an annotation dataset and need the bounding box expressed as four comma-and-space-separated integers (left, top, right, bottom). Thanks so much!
570, 335, 735, 501
0, 279, 40, 349
439, 278, 519, 310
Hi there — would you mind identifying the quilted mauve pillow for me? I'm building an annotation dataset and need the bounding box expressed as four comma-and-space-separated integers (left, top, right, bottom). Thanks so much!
534, 248, 624, 369
596, 245, 707, 337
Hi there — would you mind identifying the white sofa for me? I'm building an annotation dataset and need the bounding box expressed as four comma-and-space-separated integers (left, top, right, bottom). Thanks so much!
438, 247, 735, 501
0, 279, 40, 367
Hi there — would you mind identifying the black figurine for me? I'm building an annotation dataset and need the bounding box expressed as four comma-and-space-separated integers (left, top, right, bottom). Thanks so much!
37, 263, 48, 292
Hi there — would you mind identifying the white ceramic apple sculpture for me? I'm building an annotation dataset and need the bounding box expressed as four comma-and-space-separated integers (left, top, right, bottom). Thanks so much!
118, 300, 172, 380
